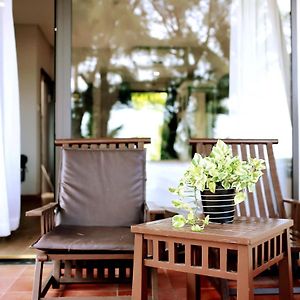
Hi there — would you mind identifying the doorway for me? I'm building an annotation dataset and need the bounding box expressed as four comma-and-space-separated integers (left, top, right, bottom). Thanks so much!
40, 69, 55, 201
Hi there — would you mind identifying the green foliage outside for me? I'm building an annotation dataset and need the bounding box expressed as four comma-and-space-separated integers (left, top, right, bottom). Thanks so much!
131, 92, 167, 109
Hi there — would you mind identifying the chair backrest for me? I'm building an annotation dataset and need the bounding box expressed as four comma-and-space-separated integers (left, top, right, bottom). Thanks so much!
55, 138, 150, 227
189, 139, 286, 219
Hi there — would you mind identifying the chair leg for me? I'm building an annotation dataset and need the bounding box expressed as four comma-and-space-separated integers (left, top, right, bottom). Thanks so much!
208, 277, 230, 300
52, 260, 61, 288
32, 259, 44, 300
219, 278, 230, 300
292, 252, 300, 278
151, 268, 158, 300
186, 274, 200, 300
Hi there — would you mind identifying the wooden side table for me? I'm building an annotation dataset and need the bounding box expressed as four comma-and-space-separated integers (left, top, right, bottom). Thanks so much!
131, 217, 293, 300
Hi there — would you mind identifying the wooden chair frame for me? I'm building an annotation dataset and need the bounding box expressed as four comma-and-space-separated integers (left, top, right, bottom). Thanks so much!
26, 138, 152, 300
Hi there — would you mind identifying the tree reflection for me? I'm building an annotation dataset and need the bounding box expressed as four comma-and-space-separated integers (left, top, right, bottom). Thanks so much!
71, 0, 231, 159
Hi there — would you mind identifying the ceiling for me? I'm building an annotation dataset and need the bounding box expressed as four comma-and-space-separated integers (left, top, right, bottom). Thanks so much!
13, 0, 54, 45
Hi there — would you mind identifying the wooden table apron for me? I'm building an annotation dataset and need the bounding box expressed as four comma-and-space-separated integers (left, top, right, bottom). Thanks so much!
131, 217, 293, 300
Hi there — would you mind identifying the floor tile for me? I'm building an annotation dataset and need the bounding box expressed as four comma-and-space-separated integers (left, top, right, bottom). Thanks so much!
0, 277, 16, 293
18, 264, 35, 276
167, 270, 186, 289
47, 289, 62, 297
60, 289, 117, 297
0, 291, 32, 300
61, 283, 119, 291
173, 287, 186, 300
158, 289, 179, 300
0, 265, 26, 278
118, 290, 132, 296
157, 269, 172, 290
1, 264, 300, 299
7, 276, 32, 292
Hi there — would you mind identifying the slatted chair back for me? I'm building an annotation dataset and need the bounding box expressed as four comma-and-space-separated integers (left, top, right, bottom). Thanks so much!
55, 138, 149, 150
189, 139, 286, 219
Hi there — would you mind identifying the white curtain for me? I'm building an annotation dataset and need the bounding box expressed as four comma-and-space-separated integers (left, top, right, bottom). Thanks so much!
215, 0, 291, 159
0, 0, 21, 236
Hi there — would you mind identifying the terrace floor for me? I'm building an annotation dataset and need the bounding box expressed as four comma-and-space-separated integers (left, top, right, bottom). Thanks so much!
1, 196, 300, 299
0, 262, 300, 300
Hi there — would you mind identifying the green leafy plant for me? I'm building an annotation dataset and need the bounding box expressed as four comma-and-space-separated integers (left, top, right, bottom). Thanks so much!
169, 140, 265, 231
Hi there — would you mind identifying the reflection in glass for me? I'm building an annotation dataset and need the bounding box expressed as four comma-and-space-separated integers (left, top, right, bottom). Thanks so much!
71, 0, 291, 168
70, 0, 292, 206
71, 0, 231, 160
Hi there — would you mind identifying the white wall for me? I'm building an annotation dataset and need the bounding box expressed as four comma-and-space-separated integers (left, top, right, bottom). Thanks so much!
15, 24, 53, 195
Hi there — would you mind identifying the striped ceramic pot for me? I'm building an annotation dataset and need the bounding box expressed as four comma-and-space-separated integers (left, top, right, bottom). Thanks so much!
200, 188, 236, 224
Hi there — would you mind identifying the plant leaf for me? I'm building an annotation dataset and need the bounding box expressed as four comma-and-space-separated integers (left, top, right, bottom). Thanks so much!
187, 211, 195, 221
208, 181, 216, 193
203, 215, 210, 225
234, 192, 245, 204
172, 199, 190, 210
172, 215, 186, 228
169, 187, 177, 194
191, 224, 204, 232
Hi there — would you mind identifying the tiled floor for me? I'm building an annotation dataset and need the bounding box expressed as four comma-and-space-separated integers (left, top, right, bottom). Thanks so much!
0, 262, 300, 299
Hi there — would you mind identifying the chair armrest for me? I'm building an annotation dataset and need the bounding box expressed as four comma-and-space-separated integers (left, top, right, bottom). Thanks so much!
283, 198, 300, 221
145, 202, 166, 222
283, 198, 300, 206
145, 201, 177, 222
26, 202, 58, 235
26, 202, 58, 217
283, 198, 300, 238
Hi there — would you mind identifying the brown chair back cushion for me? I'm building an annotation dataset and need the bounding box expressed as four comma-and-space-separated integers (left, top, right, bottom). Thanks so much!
56, 148, 146, 227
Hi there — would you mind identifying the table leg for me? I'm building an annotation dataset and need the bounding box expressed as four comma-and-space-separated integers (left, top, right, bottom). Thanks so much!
237, 246, 254, 300
186, 273, 200, 300
151, 268, 158, 300
132, 233, 148, 300
278, 230, 293, 300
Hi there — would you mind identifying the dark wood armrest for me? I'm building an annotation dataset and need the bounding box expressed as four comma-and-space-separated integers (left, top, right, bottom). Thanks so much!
290, 229, 300, 240
145, 201, 178, 222
145, 202, 165, 221
283, 198, 300, 236
26, 202, 58, 217
26, 202, 58, 234
283, 198, 300, 206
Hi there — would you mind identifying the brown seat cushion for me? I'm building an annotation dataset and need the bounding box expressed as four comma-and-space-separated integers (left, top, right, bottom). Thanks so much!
32, 225, 134, 251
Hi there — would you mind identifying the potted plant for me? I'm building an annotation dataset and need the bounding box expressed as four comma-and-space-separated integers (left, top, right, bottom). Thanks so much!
169, 140, 265, 231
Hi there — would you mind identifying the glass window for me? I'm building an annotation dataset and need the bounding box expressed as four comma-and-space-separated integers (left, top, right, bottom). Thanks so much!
71, 0, 231, 161
71, 0, 292, 205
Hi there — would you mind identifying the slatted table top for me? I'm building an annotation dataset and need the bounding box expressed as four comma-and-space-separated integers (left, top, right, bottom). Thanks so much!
131, 217, 293, 246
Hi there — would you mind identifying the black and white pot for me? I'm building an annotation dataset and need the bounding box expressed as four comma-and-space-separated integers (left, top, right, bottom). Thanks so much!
200, 188, 236, 224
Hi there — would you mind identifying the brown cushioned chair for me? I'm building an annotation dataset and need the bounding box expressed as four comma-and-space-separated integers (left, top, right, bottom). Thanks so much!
26, 138, 151, 300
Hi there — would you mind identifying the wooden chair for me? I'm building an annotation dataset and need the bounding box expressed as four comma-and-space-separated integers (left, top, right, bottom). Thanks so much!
189, 138, 300, 298
26, 138, 151, 300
